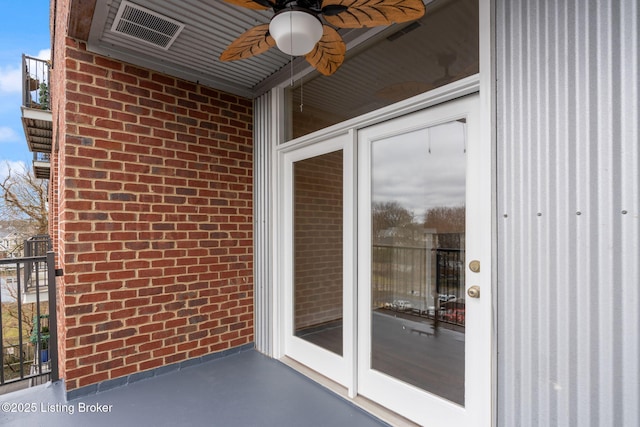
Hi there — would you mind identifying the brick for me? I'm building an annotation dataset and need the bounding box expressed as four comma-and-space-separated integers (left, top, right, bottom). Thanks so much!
124, 64, 150, 78
55, 41, 254, 393
95, 77, 124, 91
111, 328, 137, 339
78, 293, 109, 303
112, 71, 138, 84
79, 333, 109, 346
67, 366, 94, 380
95, 320, 124, 332
109, 365, 138, 379
111, 309, 136, 320
95, 98, 123, 111
111, 92, 138, 105
124, 298, 151, 308
139, 359, 163, 372
65, 304, 93, 316
67, 325, 93, 338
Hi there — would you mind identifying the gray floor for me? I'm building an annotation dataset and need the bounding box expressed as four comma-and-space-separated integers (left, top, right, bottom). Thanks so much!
0, 350, 389, 427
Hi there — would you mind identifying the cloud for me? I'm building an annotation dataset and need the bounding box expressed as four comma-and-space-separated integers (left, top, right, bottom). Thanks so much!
0, 66, 22, 94
0, 48, 50, 94
0, 160, 26, 182
35, 49, 51, 61
372, 121, 467, 216
0, 127, 19, 143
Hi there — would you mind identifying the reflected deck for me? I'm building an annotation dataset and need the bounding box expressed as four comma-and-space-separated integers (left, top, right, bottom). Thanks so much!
298, 310, 465, 405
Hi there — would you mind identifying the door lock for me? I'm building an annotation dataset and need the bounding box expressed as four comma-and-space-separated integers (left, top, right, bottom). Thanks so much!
467, 285, 480, 299
469, 260, 480, 273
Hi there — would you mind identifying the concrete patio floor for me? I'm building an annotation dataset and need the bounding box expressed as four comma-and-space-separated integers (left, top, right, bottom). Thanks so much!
0, 349, 389, 427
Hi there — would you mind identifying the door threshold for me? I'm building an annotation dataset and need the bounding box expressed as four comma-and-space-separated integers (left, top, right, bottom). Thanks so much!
279, 356, 419, 427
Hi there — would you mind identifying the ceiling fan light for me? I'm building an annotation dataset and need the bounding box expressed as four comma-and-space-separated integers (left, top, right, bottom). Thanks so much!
269, 10, 323, 56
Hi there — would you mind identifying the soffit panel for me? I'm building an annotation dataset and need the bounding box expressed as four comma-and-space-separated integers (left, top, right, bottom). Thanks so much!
85, 0, 466, 100
88, 0, 293, 97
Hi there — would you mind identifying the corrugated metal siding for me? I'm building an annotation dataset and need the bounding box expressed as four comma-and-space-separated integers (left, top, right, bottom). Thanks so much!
254, 91, 273, 356
496, 1, 639, 426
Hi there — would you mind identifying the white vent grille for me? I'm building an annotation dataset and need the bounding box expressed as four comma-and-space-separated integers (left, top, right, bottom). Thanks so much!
111, 1, 184, 50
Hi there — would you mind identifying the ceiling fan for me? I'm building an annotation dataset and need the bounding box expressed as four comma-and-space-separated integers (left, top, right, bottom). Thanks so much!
219, 0, 426, 76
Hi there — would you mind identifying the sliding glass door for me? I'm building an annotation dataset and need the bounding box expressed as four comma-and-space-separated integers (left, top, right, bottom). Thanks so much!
278, 94, 491, 426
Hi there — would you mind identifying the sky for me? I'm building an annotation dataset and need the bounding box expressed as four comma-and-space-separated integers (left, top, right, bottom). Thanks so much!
0, 0, 51, 181
372, 121, 466, 219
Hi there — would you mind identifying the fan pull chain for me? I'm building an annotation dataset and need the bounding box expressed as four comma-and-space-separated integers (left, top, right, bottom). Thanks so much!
290, 55, 294, 87
289, 10, 294, 87
300, 77, 304, 112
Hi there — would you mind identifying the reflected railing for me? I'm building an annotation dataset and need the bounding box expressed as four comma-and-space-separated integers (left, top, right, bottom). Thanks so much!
372, 243, 465, 327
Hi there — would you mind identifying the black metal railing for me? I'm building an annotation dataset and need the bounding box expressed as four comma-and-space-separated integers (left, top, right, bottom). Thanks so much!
23, 235, 52, 295
372, 243, 466, 326
24, 235, 52, 258
0, 249, 58, 390
22, 55, 50, 111
34, 152, 51, 163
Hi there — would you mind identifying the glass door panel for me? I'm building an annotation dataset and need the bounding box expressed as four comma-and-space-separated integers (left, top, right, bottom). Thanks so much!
293, 151, 344, 356
358, 94, 489, 426
370, 121, 466, 404
281, 133, 353, 388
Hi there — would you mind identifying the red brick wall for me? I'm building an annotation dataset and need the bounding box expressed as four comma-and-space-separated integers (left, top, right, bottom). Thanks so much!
52, 33, 254, 390
293, 150, 343, 330
51, 0, 70, 382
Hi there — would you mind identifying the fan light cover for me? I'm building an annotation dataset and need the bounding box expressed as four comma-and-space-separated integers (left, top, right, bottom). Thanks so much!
269, 10, 323, 56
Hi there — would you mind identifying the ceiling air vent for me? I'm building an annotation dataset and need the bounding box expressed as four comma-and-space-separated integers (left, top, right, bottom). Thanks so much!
111, 1, 185, 50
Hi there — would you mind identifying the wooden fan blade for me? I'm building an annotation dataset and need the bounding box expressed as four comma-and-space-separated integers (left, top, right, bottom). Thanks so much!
221, 0, 272, 11
220, 24, 276, 61
322, 0, 425, 28
305, 26, 346, 76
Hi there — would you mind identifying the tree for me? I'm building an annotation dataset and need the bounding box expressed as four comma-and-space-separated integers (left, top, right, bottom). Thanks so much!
372, 201, 426, 245
1, 276, 46, 345
372, 201, 415, 233
0, 162, 48, 236
424, 206, 466, 249
423, 206, 465, 234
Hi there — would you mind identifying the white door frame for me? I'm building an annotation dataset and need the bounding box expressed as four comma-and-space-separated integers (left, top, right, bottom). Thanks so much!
273, 75, 484, 354
356, 94, 491, 426
271, 12, 496, 412
276, 132, 356, 390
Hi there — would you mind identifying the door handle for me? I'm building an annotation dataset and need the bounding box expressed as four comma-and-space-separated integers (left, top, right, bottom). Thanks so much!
467, 285, 480, 299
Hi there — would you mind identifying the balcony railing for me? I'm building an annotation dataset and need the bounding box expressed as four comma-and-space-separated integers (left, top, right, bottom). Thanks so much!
23, 235, 51, 258
21, 55, 52, 167
0, 249, 58, 391
23, 235, 52, 298
22, 55, 50, 111
33, 152, 51, 179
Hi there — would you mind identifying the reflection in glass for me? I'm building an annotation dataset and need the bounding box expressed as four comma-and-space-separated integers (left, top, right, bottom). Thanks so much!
371, 120, 466, 405
286, 0, 479, 140
293, 150, 343, 355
